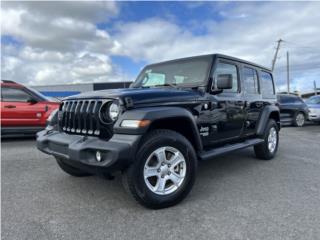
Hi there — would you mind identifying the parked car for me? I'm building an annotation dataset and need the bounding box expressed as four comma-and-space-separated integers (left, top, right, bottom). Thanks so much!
37, 54, 280, 209
1, 80, 60, 137
305, 95, 320, 124
277, 94, 309, 127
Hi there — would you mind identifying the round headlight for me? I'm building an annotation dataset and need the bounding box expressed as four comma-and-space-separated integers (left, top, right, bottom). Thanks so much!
108, 102, 120, 121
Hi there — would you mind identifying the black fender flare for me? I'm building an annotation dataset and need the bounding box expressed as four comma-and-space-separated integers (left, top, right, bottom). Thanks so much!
256, 105, 280, 136
113, 106, 203, 151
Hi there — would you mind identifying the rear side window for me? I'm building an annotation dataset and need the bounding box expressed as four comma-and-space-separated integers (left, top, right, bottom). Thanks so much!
260, 71, 275, 97
278, 95, 293, 104
242, 67, 259, 94
213, 62, 238, 93
294, 96, 304, 104
1, 87, 30, 102
278, 95, 302, 104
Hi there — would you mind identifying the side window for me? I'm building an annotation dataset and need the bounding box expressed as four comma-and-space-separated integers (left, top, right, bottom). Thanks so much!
1, 87, 30, 102
279, 96, 287, 103
242, 67, 259, 94
281, 96, 294, 104
294, 97, 303, 104
260, 71, 275, 97
213, 62, 238, 93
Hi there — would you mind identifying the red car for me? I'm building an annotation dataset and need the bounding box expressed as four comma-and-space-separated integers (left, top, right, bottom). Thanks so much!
1, 80, 60, 137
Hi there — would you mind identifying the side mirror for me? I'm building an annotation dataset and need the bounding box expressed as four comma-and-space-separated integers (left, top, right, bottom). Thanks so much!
216, 74, 233, 89
27, 97, 38, 104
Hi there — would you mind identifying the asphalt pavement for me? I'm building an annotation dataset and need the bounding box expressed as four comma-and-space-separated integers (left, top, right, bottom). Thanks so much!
1, 124, 320, 240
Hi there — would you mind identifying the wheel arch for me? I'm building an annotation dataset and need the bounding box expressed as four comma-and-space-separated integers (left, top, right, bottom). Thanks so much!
256, 105, 280, 136
114, 106, 203, 152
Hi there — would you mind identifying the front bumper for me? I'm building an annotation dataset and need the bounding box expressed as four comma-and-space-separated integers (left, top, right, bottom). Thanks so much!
37, 130, 141, 174
308, 108, 320, 121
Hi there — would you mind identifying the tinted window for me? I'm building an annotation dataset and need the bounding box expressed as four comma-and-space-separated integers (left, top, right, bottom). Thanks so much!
278, 95, 292, 103
293, 97, 303, 104
1, 87, 30, 102
243, 67, 259, 94
278, 95, 302, 104
260, 71, 275, 97
213, 62, 238, 93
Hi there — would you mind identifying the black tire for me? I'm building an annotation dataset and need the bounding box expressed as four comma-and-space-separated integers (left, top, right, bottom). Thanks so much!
122, 129, 197, 209
293, 112, 305, 127
254, 119, 279, 160
56, 157, 92, 177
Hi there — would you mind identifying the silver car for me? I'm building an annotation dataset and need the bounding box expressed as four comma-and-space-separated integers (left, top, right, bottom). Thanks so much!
306, 96, 320, 123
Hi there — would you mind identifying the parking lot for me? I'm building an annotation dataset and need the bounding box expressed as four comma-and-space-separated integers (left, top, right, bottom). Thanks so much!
1, 124, 320, 240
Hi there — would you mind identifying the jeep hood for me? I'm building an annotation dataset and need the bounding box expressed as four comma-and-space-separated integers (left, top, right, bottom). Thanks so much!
65, 87, 203, 106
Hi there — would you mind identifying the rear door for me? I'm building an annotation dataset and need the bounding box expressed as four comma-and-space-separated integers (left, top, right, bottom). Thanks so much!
241, 65, 263, 136
1, 87, 46, 127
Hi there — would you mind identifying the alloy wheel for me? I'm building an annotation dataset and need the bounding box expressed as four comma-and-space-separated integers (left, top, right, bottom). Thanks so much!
267, 127, 277, 153
143, 146, 186, 195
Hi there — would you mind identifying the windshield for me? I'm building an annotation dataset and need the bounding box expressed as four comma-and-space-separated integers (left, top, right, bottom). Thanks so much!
132, 56, 212, 88
305, 96, 320, 104
25, 86, 51, 101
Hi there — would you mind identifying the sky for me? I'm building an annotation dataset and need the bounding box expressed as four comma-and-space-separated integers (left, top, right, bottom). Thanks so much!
1, 1, 320, 93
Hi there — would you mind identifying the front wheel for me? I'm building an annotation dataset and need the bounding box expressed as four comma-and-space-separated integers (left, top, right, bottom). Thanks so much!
122, 129, 197, 209
254, 119, 279, 160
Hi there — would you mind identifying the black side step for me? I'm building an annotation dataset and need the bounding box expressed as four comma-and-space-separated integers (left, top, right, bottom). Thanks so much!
198, 138, 264, 161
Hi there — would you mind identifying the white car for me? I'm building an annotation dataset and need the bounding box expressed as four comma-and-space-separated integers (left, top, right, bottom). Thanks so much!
306, 96, 320, 123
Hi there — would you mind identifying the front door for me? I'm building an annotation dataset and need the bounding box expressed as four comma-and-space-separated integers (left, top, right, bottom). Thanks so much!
1, 87, 46, 127
198, 59, 246, 146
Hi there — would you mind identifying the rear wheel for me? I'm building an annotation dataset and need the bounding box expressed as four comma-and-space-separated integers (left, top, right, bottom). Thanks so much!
122, 129, 197, 209
254, 119, 279, 160
56, 157, 92, 177
293, 112, 305, 127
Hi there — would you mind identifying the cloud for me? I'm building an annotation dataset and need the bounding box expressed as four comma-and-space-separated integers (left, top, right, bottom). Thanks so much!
113, 2, 320, 92
1, 1, 123, 86
1, 1, 320, 93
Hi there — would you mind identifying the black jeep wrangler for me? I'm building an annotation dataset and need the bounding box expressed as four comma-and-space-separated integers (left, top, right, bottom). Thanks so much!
37, 54, 280, 209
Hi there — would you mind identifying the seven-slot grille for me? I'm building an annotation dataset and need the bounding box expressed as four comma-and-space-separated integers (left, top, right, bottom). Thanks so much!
59, 99, 105, 136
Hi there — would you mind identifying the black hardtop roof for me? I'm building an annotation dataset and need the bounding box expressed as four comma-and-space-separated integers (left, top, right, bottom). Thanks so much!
215, 54, 271, 72
147, 53, 272, 72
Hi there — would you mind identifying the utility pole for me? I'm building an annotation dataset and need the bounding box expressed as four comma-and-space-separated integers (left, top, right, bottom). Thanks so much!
314, 81, 317, 95
287, 51, 290, 94
271, 39, 283, 71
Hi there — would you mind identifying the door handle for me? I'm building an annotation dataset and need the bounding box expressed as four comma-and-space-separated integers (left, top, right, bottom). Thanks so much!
4, 105, 16, 109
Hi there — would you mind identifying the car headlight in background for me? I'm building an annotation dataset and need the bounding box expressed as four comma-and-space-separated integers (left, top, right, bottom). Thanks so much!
47, 109, 58, 125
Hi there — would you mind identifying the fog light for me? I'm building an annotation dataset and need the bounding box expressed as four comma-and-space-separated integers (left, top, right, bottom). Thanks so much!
96, 151, 102, 162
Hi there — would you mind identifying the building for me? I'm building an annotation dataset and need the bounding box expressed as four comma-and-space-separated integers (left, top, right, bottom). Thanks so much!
301, 90, 320, 99
31, 82, 132, 98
